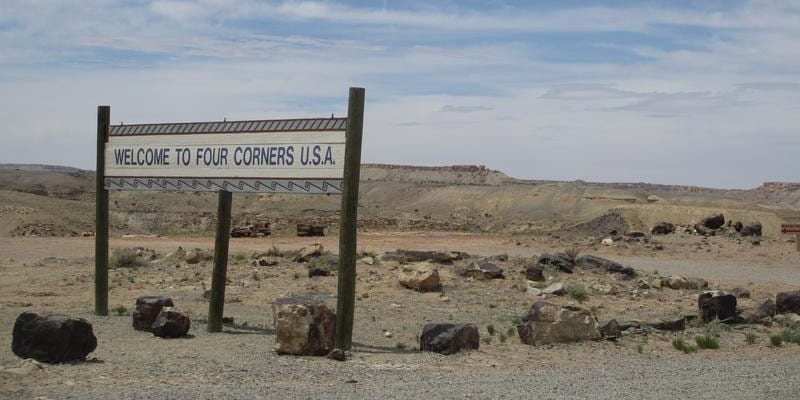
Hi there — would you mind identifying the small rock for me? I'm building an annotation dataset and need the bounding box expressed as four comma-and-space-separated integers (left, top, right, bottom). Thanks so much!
384, 331, 393, 338
441, 296, 450, 302
132, 296, 175, 331
663, 276, 687, 290
647, 317, 686, 331
542, 282, 565, 295
776, 291, 800, 315
419, 323, 480, 355
517, 301, 601, 345
575, 255, 635, 277
398, 262, 441, 292
525, 265, 545, 282
699, 213, 725, 230
698, 291, 737, 323
184, 248, 211, 264
293, 243, 324, 263
527, 287, 542, 297
651, 222, 676, 235
601, 238, 614, 246
462, 262, 504, 280
151, 310, 191, 338
329, 349, 346, 361
536, 253, 575, 273
361, 256, 375, 265
730, 287, 751, 298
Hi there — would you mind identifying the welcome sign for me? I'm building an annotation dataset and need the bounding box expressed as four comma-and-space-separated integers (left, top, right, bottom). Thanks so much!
104, 118, 347, 193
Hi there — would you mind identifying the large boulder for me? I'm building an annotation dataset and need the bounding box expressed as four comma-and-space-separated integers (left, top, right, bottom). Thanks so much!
12, 312, 97, 363
536, 253, 575, 273
525, 265, 546, 282
575, 255, 635, 278
398, 262, 441, 292
699, 213, 725, 230
151, 309, 191, 338
776, 291, 800, 314
740, 222, 762, 237
742, 299, 777, 325
516, 302, 601, 345
132, 296, 174, 331
698, 291, 737, 323
272, 297, 336, 356
651, 222, 676, 235
419, 323, 480, 355
461, 262, 504, 280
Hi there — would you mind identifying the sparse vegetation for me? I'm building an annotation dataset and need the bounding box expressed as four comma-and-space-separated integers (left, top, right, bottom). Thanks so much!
487, 324, 496, 336
307, 253, 338, 272
510, 315, 522, 325
672, 337, 697, 354
482, 336, 492, 345
292, 272, 300, 280
779, 328, 800, 345
112, 305, 128, 316
745, 328, 758, 345
266, 244, 285, 257
704, 318, 728, 337
695, 333, 720, 349
563, 246, 580, 260
499, 333, 508, 343
506, 327, 516, 338
252, 271, 261, 281
395, 342, 407, 350
770, 335, 783, 347
565, 282, 588, 303
637, 336, 649, 354
110, 248, 146, 269
589, 305, 601, 316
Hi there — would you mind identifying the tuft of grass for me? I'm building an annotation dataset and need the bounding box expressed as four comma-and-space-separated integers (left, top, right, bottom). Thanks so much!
637, 336, 649, 354
745, 328, 758, 345
506, 327, 516, 338
511, 256, 529, 267
266, 244, 285, 257
565, 282, 589, 303
488, 303, 497, 309
110, 248, 147, 269
510, 315, 522, 325
499, 333, 508, 343
770, 335, 783, 347
487, 324, 496, 336
589, 305, 601, 316
292, 272, 300, 280
780, 328, 800, 345
112, 305, 128, 316
307, 253, 338, 272
672, 337, 698, 354
231, 252, 248, 262
395, 342, 407, 350
563, 246, 580, 260
704, 318, 728, 337
482, 336, 492, 345
695, 333, 720, 349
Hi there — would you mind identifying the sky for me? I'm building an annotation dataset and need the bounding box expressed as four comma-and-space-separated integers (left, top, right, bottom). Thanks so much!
1, 0, 799, 189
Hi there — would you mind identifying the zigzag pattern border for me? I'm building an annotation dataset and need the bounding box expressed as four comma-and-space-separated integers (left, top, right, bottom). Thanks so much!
104, 177, 343, 194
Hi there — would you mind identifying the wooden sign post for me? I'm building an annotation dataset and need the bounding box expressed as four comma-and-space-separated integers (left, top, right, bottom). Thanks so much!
781, 224, 800, 252
95, 88, 364, 340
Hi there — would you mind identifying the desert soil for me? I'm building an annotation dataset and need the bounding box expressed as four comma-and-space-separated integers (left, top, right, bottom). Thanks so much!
1, 232, 800, 399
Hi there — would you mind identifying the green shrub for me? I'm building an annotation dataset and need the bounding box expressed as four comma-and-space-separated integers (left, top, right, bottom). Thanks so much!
110, 248, 146, 269
565, 282, 588, 303
695, 333, 720, 349
487, 324, 496, 336
307, 253, 338, 272
506, 327, 516, 338
770, 335, 783, 347
780, 328, 800, 345
510, 315, 522, 325
745, 328, 757, 345
482, 336, 492, 345
672, 337, 697, 354
499, 333, 508, 343
563, 246, 580, 260
112, 305, 128, 316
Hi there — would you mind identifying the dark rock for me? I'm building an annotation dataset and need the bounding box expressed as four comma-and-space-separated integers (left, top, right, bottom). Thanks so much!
776, 291, 800, 314
329, 349, 346, 361
12, 312, 97, 363
600, 319, 621, 340
733, 221, 743, 232
222, 316, 235, 324
685, 278, 709, 290
419, 323, 480, 355
700, 213, 725, 230
742, 300, 777, 325
525, 265, 546, 282
575, 254, 635, 277
698, 291, 737, 323
730, 287, 751, 298
647, 317, 686, 331
651, 222, 676, 235
151, 310, 191, 338
272, 297, 336, 356
381, 250, 465, 265
489, 254, 509, 262
617, 321, 642, 331
132, 296, 174, 331
462, 262, 504, 280
626, 231, 647, 238
536, 253, 575, 273
307, 256, 337, 277
740, 222, 762, 237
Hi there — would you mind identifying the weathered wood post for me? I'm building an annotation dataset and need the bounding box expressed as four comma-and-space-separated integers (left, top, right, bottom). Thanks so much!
208, 190, 233, 332
335, 87, 365, 350
95, 105, 110, 316
796, 234, 799, 252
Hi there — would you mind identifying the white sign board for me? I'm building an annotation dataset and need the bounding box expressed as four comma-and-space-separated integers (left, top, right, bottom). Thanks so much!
104, 118, 346, 193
